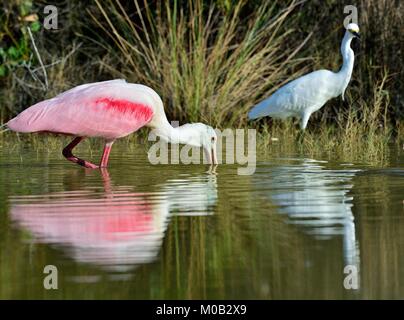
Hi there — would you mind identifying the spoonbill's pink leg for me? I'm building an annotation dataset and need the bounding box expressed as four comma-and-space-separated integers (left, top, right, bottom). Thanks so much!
62, 137, 99, 169
100, 168, 112, 194
100, 141, 114, 168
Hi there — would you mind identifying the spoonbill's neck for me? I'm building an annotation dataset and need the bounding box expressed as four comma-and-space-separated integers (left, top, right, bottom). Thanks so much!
154, 121, 195, 145
338, 31, 355, 99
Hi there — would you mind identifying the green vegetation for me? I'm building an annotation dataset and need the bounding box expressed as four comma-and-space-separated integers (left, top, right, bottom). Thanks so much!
0, 0, 403, 155
92, 0, 312, 126
0, 1, 41, 78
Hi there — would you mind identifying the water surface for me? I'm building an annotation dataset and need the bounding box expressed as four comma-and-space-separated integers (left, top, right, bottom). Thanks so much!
0, 143, 403, 299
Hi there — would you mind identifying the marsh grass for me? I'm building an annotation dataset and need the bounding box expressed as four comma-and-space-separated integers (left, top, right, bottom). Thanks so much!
255, 70, 394, 164
0, 67, 396, 166
91, 0, 312, 127
87, 0, 399, 160
0, 0, 402, 160
0, 68, 396, 166
0, 42, 88, 124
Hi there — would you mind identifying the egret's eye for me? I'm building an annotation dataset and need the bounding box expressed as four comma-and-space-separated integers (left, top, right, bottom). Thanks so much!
211, 137, 215, 142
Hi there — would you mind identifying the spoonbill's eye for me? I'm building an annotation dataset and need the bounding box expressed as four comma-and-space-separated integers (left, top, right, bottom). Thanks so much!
211, 137, 215, 142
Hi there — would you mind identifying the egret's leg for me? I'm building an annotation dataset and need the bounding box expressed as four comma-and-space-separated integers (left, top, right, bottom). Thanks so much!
296, 113, 310, 143
297, 129, 306, 144
100, 141, 115, 168
62, 137, 99, 169
300, 112, 311, 131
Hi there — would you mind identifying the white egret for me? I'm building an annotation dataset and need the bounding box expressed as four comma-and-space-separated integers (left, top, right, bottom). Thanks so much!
248, 23, 360, 130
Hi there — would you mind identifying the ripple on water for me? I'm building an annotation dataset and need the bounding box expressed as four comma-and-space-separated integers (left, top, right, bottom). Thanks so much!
1, 144, 404, 298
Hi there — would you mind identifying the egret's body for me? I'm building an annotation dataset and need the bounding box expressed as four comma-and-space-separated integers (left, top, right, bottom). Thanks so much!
248, 23, 360, 129
7, 79, 217, 168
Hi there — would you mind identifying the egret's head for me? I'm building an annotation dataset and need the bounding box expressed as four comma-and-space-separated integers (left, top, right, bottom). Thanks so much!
346, 23, 360, 39
180, 123, 218, 165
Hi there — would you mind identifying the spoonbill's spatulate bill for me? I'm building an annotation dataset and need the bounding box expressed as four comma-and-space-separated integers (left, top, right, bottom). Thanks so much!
7, 80, 217, 168
248, 23, 360, 130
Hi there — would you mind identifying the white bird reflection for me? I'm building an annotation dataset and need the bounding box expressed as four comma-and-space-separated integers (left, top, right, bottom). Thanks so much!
9, 169, 217, 272
257, 158, 360, 268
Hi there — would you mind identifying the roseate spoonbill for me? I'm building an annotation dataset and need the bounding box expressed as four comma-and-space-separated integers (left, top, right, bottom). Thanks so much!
6, 79, 218, 168
248, 23, 360, 130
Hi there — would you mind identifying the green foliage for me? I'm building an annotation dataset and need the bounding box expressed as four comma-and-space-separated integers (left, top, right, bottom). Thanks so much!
0, 1, 41, 78
92, 0, 310, 127
0, 0, 402, 147
30, 21, 41, 32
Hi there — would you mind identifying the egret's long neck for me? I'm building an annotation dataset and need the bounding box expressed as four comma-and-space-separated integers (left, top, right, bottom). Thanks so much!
338, 31, 355, 98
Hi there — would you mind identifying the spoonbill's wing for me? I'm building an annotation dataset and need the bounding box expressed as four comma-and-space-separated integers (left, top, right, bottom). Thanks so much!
7, 80, 155, 140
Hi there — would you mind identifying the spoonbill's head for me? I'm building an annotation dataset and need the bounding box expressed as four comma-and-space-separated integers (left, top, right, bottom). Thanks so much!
202, 125, 218, 165
181, 123, 218, 165
346, 23, 360, 39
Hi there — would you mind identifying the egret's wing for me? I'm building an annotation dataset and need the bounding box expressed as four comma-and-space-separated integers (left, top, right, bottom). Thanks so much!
248, 89, 291, 120
286, 70, 338, 109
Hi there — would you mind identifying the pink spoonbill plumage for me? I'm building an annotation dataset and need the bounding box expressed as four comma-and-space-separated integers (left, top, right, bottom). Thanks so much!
6, 79, 218, 168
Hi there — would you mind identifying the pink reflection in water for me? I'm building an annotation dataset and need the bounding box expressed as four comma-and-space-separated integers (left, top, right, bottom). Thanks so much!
9, 170, 217, 272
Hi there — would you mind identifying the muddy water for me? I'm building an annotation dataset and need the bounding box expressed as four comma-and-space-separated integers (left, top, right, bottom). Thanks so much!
0, 143, 403, 299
